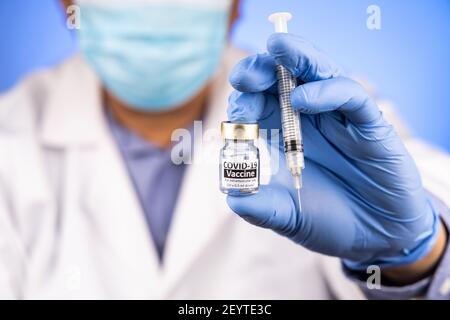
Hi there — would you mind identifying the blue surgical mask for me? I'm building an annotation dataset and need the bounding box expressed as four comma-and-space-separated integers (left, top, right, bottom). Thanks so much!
78, 3, 229, 111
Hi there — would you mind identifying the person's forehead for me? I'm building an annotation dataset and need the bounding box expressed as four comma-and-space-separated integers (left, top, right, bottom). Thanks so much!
75, 0, 231, 9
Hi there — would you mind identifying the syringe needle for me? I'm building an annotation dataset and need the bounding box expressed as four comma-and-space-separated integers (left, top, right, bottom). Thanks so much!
297, 188, 302, 212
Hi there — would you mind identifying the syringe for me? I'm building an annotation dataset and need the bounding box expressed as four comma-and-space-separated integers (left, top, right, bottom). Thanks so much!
268, 12, 305, 209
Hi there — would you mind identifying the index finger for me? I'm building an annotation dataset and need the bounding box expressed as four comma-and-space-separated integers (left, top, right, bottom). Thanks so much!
267, 33, 343, 82
229, 33, 343, 94
229, 53, 278, 93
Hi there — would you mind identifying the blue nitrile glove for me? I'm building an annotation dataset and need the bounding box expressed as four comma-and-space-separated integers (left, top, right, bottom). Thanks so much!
227, 33, 440, 270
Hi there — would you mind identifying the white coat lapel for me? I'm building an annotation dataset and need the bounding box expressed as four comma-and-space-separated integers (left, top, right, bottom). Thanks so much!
80, 136, 163, 297
161, 52, 234, 292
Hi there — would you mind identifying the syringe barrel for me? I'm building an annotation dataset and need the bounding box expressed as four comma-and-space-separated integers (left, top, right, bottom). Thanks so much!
275, 64, 305, 171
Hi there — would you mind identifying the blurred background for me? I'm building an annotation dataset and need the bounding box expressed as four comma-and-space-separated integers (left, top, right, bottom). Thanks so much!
0, 0, 449, 151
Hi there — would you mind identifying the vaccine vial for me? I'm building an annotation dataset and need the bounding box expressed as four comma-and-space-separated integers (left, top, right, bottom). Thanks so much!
220, 121, 259, 195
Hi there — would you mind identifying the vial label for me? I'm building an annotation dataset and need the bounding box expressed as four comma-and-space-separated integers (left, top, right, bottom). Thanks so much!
221, 159, 259, 190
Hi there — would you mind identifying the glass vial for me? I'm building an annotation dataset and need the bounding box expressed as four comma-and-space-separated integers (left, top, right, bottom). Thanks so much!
220, 121, 260, 195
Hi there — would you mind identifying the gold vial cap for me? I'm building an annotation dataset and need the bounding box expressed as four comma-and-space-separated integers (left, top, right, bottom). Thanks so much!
221, 121, 259, 140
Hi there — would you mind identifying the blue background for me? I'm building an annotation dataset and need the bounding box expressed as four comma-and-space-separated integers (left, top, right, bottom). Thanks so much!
1, 0, 449, 151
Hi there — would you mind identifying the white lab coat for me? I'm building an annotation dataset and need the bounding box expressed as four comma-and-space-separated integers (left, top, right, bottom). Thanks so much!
0, 47, 449, 300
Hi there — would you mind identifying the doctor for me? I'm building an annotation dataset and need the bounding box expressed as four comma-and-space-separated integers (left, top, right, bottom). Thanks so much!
0, 0, 449, 299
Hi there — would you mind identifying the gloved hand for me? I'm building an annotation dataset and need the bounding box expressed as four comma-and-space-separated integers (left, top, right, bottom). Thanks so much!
227, 33, 440, 270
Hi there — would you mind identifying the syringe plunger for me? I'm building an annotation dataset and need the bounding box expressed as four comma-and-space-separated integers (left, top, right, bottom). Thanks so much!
268, 12, 292, 33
